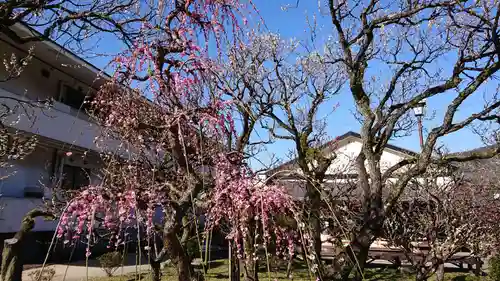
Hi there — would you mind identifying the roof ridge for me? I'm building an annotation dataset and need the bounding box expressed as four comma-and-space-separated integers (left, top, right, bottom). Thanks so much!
264, 131, 418, 175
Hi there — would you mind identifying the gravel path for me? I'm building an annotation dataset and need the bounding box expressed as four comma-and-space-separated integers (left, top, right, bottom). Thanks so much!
22, 254, 159, 281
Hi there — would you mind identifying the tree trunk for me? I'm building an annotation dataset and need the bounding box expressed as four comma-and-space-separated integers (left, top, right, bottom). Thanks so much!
339, 229, 372, 281
415, 268, 428, 281
150, 259, 162, 281
0, 209, 54, 281
309, 214, 322, 261
243, 222, 258, 281
473, 257, 482, 276
1, 238, 23, 281
164, 231, 195, 281
286, 255, 293, 279
435, 261, 444, 281
352, 242, 370, 281
302, 181, 324, 280
305, 184, 322, 262
229, 242, 240, 281
338, 189, 385, 281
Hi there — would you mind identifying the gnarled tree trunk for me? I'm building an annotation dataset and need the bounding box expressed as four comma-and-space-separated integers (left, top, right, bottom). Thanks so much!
243, 221, 258, 281
435, 261, 444, 281
0, 209, 54, 281
339, 234, 372, 281
229, 241, 240, 281
148, 212, 198, 281
165, 230, 195, 281
339, 201, 383, 281
303, 181, 324, 279
415, 268, 428, 281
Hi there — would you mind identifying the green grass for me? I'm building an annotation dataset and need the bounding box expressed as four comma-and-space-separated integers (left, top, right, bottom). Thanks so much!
363, 268, 487, 281
90, 261, 488, 281
90, 259, 310, 281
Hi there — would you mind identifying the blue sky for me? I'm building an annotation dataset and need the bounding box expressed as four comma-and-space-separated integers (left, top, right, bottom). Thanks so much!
241, 1, 496, 169
80, 0, 496, 170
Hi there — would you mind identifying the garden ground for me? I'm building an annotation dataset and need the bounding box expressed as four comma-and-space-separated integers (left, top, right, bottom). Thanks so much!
22, 254, 489, 281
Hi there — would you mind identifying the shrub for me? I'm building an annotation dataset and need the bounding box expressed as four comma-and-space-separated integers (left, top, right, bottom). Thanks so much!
27, 267, 56, 281
490, 254, 500, 281
97, 251, 122, 277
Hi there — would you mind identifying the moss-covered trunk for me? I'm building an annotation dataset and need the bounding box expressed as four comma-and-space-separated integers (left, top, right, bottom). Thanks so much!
0, 209, 53, 281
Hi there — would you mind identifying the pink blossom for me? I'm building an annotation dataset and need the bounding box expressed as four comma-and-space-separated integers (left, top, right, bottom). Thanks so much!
57, 0, 263, 259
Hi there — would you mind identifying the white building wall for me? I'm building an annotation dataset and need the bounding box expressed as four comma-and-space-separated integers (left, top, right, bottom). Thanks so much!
277, 137, 411, 181
0, 146, 53, 197
0, 39, 109, 233
0, 144, 103, 233
0, 40, 96, 102
0, 88, 120, 153
326, 138, 407, 175
0, 144, 54, 232
0, 38, 126, 154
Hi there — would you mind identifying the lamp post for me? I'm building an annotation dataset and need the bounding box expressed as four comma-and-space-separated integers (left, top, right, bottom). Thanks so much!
413, 99, 427, 150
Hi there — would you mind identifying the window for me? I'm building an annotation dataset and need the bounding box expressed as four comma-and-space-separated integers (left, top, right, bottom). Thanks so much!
24, 186, 44, 198
61, 165, 90, 190
59, 84, 93, 113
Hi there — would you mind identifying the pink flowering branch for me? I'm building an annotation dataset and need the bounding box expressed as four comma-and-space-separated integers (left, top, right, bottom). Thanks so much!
52, 1, 255, 281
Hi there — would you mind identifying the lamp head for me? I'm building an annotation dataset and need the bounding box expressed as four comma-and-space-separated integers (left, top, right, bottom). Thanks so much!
413, 98, 427, 117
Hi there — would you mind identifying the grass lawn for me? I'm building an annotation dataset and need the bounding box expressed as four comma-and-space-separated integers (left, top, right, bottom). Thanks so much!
91, 260, 488, 281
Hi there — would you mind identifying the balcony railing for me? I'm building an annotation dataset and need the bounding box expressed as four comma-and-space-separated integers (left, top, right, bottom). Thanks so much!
0, 88, 121, 153
52, 100, 93, 123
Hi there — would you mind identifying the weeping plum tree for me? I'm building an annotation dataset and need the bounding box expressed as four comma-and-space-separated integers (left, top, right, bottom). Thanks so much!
48, 1, 305, 281
0, 3, 187, 279
222, 32, 345, 278
209, 33, 306, 281
3, 1, 308, 280
205, 152, 312, 281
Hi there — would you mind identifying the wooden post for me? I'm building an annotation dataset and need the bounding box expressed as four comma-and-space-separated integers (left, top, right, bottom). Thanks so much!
0, 209, 54, 281
1, 238, 23, 281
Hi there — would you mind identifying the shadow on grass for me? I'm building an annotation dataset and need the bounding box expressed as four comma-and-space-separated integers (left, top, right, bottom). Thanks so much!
195, 260, 226, 269
212, 273, 230, 279
449, 275, 484, 281
451, 276, 468, 281
363, 267, 486, 281
363, 267, 410, 281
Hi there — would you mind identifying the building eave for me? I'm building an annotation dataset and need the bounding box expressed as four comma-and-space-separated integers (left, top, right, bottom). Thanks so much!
10, 23, 112, 80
